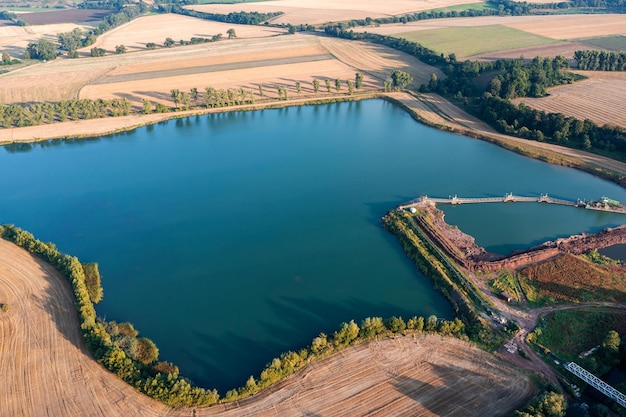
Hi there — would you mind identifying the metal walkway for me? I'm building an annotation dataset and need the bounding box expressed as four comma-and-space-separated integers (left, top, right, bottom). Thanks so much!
565, 362, 626, 408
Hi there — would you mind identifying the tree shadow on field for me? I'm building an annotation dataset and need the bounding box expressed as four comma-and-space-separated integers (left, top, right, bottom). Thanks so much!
393, 362, 531, 417
28, 252, 93, 355
136, 90, 173, 103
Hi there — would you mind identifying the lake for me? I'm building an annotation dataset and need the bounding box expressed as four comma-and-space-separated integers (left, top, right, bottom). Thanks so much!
1, 99, 625, 392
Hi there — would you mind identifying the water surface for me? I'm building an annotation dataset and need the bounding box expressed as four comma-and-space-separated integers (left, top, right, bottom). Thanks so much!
1, 100, 625, 392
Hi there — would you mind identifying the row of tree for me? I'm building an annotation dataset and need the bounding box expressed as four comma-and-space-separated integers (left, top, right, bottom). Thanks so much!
166, 3, 282, 25
224, 315, 466, 402
25, 3, 146, 61
1, 52, 20, 66
0, 223, 472, 406
0, 10, 27, 26
478, 96, 626, 156
0, 98, 132, 128
485, 56, 577, 99
0, 71, 373, 128
323, 25, 626, 164
574, 50, 626, 71
0, 224, 220, 407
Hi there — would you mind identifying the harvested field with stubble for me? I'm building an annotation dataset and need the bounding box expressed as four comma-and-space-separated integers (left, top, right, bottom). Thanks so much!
82, 14, 287, 54
515, 71, 626, 129
186, 0, 481, 26
0, 22, 89, 56
0, 238, 534, 417
354, 14, 626, 59
0, 17, 442, 107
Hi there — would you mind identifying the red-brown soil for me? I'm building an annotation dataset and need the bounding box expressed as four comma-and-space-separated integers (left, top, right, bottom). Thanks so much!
19, 9, 112, 25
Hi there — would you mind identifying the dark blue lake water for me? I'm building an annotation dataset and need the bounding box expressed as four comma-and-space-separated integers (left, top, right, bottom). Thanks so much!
1, 99, 625, 392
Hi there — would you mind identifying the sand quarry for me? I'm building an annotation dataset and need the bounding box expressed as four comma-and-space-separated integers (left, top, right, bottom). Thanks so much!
2, 6, 626, 416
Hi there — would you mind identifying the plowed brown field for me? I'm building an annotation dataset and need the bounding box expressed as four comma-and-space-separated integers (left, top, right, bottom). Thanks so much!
515, 71, 626, 129
0, 238, 533, 417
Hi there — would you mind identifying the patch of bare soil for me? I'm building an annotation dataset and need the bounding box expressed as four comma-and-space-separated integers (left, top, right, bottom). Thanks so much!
19, 9, 111, 25
0, 237, 534, 416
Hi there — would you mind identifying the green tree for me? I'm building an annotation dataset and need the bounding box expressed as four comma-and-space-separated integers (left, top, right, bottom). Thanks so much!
82, 263, 103, 304
295, 81, 301, 94
312, 79, 320, 93
170, 89, 181, 108
288, 24, 296, 34
335, 79, 341, 92
258, 84, 264, 97
142, 99, 153, 114
146, 42, 156, 50
325, 79, 332, 93
602, 330, 620, 353
132, 337, 159, 365
360, 317, 385, 338
515, 391, 566, 417
332, 320, 360, 347
391, 70, 413, 90
190, 87, 199, 106
226, 28, 237, 39
115, 44, 126, 54
91, 47, 106, 57
2, 51, 11, 64
117, 322, 139, 337
58, 28, 83, 57
386, 316, 406, 333
428, 73, 439, 91
164, 37, 175, 48
347, 79, 354, 95
355, 72, 363, 89
26, 39, 57, 61
425, 315, 438, 332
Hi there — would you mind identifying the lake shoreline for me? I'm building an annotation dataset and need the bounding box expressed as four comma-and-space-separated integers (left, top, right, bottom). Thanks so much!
3, 91, 626, 188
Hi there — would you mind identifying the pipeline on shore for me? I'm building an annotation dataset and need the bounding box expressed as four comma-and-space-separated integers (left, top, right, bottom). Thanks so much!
399, 193, 626, 214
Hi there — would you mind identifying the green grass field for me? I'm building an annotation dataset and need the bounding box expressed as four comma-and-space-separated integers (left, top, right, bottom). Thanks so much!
427, 1, 496, 14
534, 308, 626, 360
392, 25, 562, 58
580, 35, 626, 52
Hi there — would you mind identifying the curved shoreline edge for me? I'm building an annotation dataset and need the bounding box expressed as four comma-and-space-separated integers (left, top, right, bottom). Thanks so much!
1, 91, 624, 414
3, 91, 626, 188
